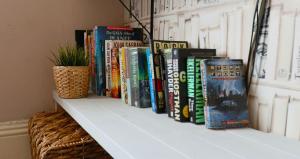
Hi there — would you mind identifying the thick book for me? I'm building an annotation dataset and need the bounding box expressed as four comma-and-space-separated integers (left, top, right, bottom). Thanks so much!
128, 47, 151, 108
172, 48, 216, 122
147, 41, 188, 114
94, 26, 143, 96
161, 49, 174, 117
201, 59, 249, 129
105, 40, 143, 97
187, 56, 226, 124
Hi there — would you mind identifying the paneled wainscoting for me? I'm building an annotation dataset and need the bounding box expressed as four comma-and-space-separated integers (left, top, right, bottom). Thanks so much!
126, 0, 300, 140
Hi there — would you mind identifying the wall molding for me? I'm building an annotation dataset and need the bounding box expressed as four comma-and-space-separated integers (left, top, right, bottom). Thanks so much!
0, 119, 28, 137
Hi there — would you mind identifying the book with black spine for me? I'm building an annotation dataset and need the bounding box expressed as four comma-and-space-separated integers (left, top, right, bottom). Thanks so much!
172, 48, 216, 122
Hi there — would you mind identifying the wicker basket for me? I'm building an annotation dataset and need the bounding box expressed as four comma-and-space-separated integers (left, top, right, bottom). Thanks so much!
53, 66, 89, 99
28, 111, 112, 159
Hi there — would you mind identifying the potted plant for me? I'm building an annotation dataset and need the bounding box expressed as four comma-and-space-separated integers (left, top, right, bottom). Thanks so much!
51, 46, 89, 99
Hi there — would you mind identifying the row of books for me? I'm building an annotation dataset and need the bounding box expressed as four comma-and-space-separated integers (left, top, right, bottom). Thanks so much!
75, 27, 249, 129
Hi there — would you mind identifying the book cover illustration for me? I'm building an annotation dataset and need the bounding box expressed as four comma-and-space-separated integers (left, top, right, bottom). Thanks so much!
94, 26, 143, 96
202, 59, 249, 129
105, 40, 143, 97
172, 48, 216, 122
111, 47, 121, 98
147, 40, 188, 114
129, 48, 151, 108
120, 48, 128, 104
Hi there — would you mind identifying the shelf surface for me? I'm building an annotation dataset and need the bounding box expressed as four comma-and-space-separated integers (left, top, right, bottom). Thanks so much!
53, 91, 300, 159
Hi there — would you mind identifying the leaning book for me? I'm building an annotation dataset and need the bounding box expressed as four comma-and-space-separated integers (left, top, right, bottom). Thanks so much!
201, 59, 249, 129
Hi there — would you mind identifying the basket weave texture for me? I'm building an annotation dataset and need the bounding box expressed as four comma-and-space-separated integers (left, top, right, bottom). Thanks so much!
28, 111, 112, 159
53, 66, 89, 99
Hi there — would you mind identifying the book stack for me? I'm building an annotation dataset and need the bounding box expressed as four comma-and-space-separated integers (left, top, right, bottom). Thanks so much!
75, 27, 249, 129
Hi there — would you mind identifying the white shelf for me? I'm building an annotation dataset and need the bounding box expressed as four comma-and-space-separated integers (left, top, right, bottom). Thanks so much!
53, 91, 300, 159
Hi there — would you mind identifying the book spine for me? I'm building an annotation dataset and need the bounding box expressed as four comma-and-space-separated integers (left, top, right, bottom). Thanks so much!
172, 49, 181, 121
101, 40, 106, 96
105, 41, 112, 96
146, 48, 157, 111
174, 49, 189, 122
91, 31, 96, 93
138, 49, 151, 108
164, 50, 174, 117
95, 27, 105, 96
194, 58, 205, 124
200, 60, 210, 128
187, 57, 195, 123
130, 49, 139, 107
126, 48, 132, 105
111, 47, 121, 98
120, 48, 127, 103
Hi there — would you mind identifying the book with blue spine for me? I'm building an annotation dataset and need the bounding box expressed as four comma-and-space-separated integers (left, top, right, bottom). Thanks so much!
94, 26, 143, 96
201, 59, 249, 129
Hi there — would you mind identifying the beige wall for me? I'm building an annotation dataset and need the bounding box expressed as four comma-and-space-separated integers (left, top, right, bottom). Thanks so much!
0, 0, 123, 122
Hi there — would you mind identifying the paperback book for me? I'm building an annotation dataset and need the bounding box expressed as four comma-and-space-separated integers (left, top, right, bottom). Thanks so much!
201, 59, 249, 129
172, 48, 216, 122
147, 40, 188, 114
187, 56, 226, 124
105, 40, 143, 97
93, 26, 143, 96
128, 47, 151, 108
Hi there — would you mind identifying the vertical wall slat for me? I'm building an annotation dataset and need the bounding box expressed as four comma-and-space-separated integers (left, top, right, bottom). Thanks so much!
264, 5, 282, 80
270, 95, 289, 136
286, 99, 300, 140
276, 13, 296, 81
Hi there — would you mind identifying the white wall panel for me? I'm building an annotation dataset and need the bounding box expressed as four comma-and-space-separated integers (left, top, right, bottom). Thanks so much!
276, 12, 296, 81
264, 5, 281, 80
270, 95, 289, 136
286, 99, 300, 140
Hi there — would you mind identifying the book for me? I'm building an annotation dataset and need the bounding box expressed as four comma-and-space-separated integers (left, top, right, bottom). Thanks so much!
94, 26, 143, 96
75, 30, 89, 49
120, 47, 130, 104
111, 47, 121, 98
161, 49, 173, 117
201, 59, 249, 129
172, 48, 216, 122
147, 41, 188, 114
128, 47, 151, 108
105, 40, 143, 97
187, 56, 226, 124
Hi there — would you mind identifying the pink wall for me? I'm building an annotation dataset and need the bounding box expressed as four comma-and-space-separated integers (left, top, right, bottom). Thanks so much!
0, 0, 124, 122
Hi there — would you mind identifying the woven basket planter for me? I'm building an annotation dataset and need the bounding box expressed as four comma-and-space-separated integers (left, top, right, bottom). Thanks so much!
53, 66, 89, 99
29, 111, 112, 159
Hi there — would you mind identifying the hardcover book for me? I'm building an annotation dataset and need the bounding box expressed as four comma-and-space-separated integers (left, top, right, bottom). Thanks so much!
94, 26, 143, 96
172, 48, 216, 122
147, 40, 188, 114
105, 40, 143, 97
128, 47, 151, 108
201, 59, 249, 129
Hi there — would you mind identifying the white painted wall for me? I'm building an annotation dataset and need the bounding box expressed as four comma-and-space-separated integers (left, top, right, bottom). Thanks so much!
126, 0, 300, 140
